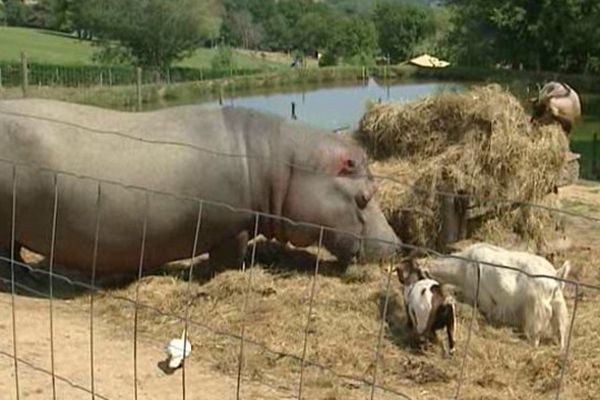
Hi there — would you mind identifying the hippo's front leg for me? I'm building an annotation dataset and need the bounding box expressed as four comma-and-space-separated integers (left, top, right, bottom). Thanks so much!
208, 231, 249, 271
0, 242, 25, 265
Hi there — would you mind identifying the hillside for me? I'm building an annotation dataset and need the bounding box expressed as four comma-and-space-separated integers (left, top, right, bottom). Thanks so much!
0, 27, 286, 69
325, 0, 437, 13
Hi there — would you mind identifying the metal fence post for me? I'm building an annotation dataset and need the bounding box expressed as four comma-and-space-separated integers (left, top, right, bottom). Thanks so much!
20, 52, 28, 97
136, 67, 142, 111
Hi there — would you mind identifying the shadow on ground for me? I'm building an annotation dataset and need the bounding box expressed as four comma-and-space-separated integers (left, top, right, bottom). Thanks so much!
0, 239, 346, 300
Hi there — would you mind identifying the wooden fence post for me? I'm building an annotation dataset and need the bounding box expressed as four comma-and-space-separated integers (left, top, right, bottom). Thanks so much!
291, 102, 297, 120
0, 66, 3, 88
21, 52, 28, 97
136, 67, 142, 111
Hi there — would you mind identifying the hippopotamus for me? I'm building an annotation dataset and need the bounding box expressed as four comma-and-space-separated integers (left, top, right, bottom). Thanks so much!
530, 81, 581, 135
0, 99, 400, 277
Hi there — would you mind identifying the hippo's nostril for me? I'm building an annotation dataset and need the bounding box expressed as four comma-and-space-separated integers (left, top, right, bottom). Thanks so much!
356, 192, 368, 209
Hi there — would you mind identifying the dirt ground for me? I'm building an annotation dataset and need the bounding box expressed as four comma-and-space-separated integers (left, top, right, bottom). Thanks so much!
0, 294, 294, 400
1, 182, 599, 400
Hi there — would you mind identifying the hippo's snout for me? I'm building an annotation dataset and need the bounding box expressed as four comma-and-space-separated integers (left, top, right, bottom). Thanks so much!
358, 200, 402, 263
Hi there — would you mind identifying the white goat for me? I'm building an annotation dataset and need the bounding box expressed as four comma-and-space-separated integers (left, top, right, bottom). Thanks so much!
416, 243, 571, 349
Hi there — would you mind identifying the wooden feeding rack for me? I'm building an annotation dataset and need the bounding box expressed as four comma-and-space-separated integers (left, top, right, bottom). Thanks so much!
437, 151, 581, 250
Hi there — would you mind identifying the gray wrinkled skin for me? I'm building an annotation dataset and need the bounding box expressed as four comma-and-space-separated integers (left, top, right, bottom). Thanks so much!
0, 99, 400, 276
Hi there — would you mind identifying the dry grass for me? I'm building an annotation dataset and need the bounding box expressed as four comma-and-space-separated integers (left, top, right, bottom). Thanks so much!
76, 210, 600, 400
6, 185, 597, 400
357, 84, 569, 251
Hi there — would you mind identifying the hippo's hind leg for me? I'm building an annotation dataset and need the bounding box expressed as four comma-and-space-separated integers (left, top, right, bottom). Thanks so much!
208, 231, 249, 272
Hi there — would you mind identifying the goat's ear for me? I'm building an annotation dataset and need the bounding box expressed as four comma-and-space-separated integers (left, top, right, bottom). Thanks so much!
430, 283, 443, 296
394, 265, 406, 285
418, 267, 433, 280
439, 283, 454, 299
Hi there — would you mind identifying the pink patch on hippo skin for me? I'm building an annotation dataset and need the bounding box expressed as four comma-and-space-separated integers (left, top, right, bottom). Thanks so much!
338, 157, 358, 176
317, 144, 365, 176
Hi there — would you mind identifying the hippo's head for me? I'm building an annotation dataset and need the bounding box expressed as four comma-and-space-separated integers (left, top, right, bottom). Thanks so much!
279, 134, 400, 265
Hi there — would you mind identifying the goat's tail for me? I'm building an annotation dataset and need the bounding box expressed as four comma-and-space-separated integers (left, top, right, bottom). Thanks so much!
556, 260, 571, 290
550, 261, 571, 350
550, 286, 570, 350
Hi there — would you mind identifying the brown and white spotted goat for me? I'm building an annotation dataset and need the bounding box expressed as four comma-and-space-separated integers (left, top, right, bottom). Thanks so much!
396, 258, 457, 355
530, 81, 581, 136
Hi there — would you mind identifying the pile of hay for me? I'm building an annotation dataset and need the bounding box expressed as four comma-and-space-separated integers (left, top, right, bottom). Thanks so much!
356, 84, 569, 250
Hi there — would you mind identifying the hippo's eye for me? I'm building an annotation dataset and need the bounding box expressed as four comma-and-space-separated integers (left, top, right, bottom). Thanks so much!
347, 159, 356, 169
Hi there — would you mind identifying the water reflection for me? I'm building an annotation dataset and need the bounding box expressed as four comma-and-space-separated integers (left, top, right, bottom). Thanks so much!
203, 78, 465, 131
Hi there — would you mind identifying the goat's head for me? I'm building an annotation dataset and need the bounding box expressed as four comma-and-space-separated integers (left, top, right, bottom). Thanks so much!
395, 256, 432, 286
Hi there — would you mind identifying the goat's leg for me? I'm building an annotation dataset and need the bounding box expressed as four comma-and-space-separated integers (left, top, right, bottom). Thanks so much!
523, 299, 551, 348
550, 294, 569, 351
446, 304, 457, 355
405, 304, 414, 330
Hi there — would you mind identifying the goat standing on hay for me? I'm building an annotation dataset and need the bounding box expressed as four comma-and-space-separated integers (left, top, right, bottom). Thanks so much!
394, 259, 457, 355
530, 81, 581, 136
414, 243, 571, 350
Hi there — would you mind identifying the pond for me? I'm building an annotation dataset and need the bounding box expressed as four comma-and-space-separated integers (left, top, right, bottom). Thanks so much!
205, 78, 465, 131
195, 77, 599, 181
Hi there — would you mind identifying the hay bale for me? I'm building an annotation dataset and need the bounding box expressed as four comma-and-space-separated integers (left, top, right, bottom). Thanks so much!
358, 85, 569, 250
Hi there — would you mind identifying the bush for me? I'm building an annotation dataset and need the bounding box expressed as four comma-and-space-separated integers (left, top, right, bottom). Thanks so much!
318, 52, 337, 67
344, 52, 375, 67
211, 46, 235, 71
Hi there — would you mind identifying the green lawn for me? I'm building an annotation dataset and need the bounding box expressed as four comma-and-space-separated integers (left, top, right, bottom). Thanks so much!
0, 27, 285, 69
0, 27, 97, 65
180, 48, 285, 69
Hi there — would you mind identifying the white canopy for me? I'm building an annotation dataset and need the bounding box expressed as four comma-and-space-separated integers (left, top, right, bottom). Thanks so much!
409, 54, 450, 68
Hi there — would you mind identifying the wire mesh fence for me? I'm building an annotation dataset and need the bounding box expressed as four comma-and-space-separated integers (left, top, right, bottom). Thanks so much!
0, 60, 263, 89
0, 106, 598, 400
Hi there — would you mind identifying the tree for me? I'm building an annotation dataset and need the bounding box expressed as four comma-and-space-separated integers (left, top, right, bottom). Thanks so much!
292, 11, 334, 54
373, 3, 436, 63
84, 0, 221, 70
262, 13, 293, 50
337, 16, 377, 61
222, 9, 264, 49
0, 1, 6, 26
445, 0, 600, 73
52, 0, 74, 31
413, 6, 452, 59
28, 0, 55, 29
4, 0, 29, 26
